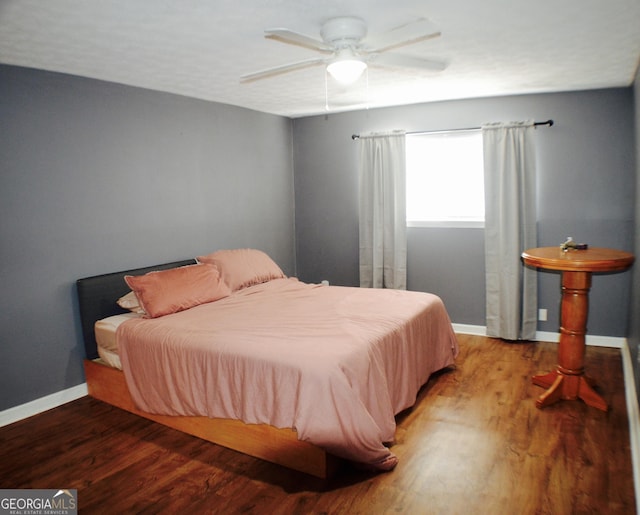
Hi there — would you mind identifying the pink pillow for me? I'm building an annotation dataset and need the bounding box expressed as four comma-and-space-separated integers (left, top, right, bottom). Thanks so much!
124, 263, 231, 318
196, 248, 286, 291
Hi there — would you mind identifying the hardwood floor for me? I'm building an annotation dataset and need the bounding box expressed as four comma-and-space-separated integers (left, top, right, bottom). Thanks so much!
0, 334, 635, 514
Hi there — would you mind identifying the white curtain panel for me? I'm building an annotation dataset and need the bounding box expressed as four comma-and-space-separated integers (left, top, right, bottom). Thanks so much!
482, 121, 538, 340
358, 131, 407, 289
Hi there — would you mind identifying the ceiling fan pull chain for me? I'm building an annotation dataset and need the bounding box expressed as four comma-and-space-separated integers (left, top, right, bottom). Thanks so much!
365, 66, 370, 110
324, 68, 330, 111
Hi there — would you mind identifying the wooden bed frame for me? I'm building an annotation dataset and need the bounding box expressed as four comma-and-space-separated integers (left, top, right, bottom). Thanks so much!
77, 260, 339, 479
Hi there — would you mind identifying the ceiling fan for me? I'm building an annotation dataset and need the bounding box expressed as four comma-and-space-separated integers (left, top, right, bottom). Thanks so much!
241, 16, 447, 85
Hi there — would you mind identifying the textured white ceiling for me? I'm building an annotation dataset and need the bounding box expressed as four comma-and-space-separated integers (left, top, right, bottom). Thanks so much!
0, 0, 639, 118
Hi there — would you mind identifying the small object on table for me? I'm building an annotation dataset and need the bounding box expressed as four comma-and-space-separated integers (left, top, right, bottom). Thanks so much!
521, 247, 634, 411
560, 236, 588, 252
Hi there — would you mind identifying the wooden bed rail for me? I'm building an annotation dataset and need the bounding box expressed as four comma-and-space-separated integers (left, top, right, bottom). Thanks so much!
84, 359, 340, 478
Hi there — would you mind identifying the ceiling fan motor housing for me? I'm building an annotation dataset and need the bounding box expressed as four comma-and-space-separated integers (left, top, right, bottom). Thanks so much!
320, 17, 367, 47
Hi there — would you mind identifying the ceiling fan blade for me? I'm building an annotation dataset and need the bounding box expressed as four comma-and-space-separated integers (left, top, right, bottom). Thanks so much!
367, 18, 441, 53
240, 57, 327, 82
264, 28, 333, 52
368, 52, 447, 72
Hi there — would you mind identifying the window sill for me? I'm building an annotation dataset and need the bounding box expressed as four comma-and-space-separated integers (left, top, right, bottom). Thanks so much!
407, 220, 485, 229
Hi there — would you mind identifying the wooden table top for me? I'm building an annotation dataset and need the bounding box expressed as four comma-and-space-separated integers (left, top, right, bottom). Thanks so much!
522, 247, 634, 273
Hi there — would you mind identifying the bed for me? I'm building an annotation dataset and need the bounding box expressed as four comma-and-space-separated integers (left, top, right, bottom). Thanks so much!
77, 249, 459, 478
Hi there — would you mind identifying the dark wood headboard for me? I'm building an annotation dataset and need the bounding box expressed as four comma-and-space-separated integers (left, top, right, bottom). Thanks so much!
76, 259, 196, 360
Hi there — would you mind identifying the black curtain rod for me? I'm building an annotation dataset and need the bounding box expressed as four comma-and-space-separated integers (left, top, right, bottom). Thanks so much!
351, 119, 554, 140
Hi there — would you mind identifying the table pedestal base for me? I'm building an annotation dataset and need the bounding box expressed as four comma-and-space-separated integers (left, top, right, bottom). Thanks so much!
532, 369, 607, 411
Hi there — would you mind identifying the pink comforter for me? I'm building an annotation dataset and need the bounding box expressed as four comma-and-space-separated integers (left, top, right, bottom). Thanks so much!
118, 278, 458, 470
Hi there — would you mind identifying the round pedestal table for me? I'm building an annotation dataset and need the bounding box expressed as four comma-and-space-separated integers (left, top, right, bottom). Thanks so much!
521, 247, 634, 411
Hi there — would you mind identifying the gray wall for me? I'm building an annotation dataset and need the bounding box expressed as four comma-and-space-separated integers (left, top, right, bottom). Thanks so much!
0, 65, 295, 411
293, 89, 635, 337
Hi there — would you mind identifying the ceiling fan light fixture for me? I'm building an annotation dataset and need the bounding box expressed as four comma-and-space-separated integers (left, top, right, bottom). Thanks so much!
327, 54, 367, 84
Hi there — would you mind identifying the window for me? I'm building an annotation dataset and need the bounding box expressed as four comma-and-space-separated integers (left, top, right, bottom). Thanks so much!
406, 130, 484, 228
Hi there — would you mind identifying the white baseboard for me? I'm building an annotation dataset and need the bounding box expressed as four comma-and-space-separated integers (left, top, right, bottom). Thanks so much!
534, 330, 627, 349
452, 323, 626, 348
451, 323, 487, 336
621, 340, 640, 515
0, 383, 88, 428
